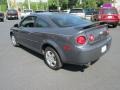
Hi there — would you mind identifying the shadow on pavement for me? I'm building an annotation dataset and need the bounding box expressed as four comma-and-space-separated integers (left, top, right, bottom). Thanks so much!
18, 45, 89, 72
20, 45, 44, 60
62, 64, 89, 72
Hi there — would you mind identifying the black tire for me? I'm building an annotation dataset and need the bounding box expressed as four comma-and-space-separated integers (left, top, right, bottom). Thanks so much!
44, 47, 63, 70
1, 19, 4, 22
91, 17, 95, 22
16, 17, 19, 20
11, 34, 19, 47
91, 58, 99, 65
112, 24, 117, 28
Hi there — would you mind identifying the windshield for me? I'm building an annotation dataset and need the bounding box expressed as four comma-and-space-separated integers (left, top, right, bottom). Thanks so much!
85, 11, 93, 15
70, 9, 84, 13
103, 9, 118, 14
24, 10, 33, 13
50, 14, 91, 27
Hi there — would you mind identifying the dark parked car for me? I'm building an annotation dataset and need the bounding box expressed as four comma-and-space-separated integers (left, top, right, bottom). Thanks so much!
6, 9, 18, 20
10, 13, 112, 70
0, 11, 4, 22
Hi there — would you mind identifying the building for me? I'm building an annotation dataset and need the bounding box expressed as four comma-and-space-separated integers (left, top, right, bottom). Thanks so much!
112, 0, 120, 20
113, 0, 120, 12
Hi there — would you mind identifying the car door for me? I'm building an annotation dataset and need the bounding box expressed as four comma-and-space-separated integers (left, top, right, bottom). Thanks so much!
26, 17, 51, 53
17, 16, 37, 49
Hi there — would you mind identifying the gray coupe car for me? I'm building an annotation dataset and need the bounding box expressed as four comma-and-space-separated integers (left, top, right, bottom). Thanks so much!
10, 12, 112, 70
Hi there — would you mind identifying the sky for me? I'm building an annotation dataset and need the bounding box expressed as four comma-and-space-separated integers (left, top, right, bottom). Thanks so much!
16, 0, 48, 2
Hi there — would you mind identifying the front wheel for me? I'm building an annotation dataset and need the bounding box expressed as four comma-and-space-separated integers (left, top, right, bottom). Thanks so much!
11, 34, 19, 47
44, 47, 63, 70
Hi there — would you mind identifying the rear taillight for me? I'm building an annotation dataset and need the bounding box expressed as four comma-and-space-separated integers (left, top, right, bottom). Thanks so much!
88, 34, 95, 42
76, 36, 86, 45
98, 15, 101, 19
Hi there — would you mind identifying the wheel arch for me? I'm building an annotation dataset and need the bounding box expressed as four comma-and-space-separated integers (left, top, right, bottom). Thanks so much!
41, 41, 66, 62
10, 31, 14, 37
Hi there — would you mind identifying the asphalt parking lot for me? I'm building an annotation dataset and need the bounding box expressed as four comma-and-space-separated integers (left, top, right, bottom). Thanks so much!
0, 20, 120, 90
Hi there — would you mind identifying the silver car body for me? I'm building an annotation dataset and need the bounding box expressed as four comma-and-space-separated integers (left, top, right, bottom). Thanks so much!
10, 13, 112, 65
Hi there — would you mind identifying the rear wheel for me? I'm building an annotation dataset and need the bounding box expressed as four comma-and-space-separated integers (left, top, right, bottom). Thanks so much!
11, 34, 19, 47
112, 24, 117, 28
44, 47, 63, 70
16, 17, 19, 20
1, 19, 4, 22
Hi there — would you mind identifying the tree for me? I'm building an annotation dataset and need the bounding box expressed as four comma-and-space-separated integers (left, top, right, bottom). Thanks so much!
22, 0, 29, 9
96, 0, 112, 7
0, 0, 7, 4
48, 0, 69, 10
59, 0, 68, 10
82, 0, 97, 8
68, 0, 78, 8
48, 0, 58, 10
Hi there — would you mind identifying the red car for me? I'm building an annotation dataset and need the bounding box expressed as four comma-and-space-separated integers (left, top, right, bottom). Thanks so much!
98, 7, 119, 27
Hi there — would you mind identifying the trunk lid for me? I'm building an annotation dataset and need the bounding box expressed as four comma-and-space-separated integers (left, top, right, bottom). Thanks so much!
75, 22, 109, 45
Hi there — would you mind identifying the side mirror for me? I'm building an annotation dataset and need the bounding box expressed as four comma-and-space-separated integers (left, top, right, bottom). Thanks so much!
14, 24, 19, 28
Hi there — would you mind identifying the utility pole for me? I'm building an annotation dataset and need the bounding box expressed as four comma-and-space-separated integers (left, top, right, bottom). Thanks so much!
79, 0, 82, 4
7, 0, 10, 9
47, 0, 49, 10
112, 0, 115, 7
28, 0, 31, 9
35, 0, 38, 10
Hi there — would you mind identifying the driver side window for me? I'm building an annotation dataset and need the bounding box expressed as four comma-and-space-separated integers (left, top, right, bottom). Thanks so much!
20, 16, 36, 27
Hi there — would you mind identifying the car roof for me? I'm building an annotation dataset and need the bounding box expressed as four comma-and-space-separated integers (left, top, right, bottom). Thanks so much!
30, 12, 70, 18
100, 7, 117, 10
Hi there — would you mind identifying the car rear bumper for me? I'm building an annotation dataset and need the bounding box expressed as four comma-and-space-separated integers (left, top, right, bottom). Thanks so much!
0, 17, 4, 19
85, 15, 92, 20
101, 20, 119, 24
63, 36, 112, 65
7, 16, 18, 19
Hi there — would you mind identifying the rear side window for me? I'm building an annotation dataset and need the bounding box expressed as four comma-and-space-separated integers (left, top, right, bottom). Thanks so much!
70, 9, 84, 13
50, 14, 91, 27
103, 9, 118, 14
35, 18, 50, 28
85, 11, 93, 15
20, 16, 36, 27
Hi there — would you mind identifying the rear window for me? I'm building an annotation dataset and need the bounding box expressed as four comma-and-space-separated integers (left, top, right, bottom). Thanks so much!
7, 10, 17, 14
50, 14, 91, 27
103, 9, 118, 14
85, 11, 93, 15
70, 9, 84, 13
24, 10, 33, 13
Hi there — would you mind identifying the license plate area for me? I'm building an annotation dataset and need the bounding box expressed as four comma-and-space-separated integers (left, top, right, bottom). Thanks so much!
101, 45, 107, 53
108, 16, 112, 19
